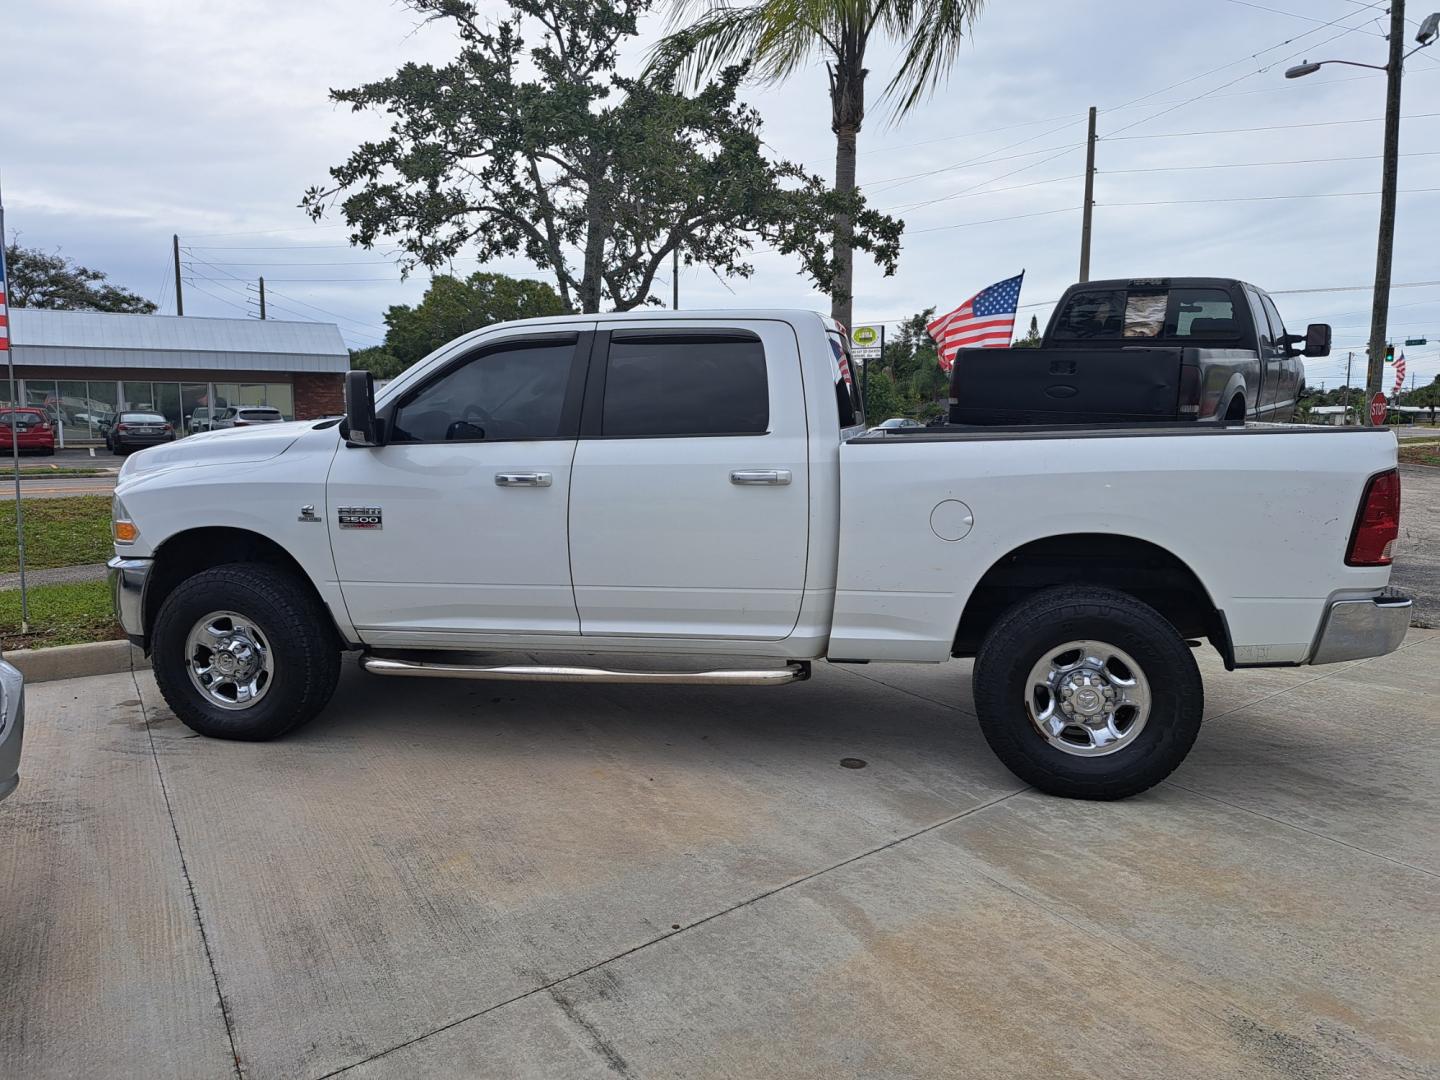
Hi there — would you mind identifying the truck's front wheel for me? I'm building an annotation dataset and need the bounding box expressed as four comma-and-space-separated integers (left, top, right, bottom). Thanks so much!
972, 586, 1203, 800
151, 563, 340, 740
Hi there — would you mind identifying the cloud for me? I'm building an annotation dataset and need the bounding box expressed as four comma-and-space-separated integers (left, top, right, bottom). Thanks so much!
5, 0, 1438, 382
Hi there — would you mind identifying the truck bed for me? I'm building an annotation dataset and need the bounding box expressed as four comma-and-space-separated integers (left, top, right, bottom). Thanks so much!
850, 421, 1380, 443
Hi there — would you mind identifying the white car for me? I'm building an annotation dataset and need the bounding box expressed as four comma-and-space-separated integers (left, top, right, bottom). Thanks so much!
869, 417, 924, 432
107, 310, 1409, 799
212, 406, 286, 429
0, 660, 25, 802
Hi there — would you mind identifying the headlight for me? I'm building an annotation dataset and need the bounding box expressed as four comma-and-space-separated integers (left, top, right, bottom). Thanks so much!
112, 496, 139, 545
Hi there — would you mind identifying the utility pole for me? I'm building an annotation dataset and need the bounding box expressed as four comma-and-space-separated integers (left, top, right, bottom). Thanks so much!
1343, 351, 1354, 420
1365, 0, 1406, 423
258, 276, 266, 320
172, 234, 184, 316
672, 249, 679, 310
1078, 106, 1097, 283
0, 185, 30, 634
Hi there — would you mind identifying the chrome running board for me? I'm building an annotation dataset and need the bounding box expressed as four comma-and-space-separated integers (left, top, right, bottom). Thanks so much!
360, 656, 811, 686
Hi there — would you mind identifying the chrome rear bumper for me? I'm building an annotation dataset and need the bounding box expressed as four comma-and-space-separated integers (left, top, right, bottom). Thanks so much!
1310, 592, 1412, 666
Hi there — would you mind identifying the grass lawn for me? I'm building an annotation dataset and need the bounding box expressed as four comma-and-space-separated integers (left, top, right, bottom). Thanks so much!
0, 579, 119, 650
0, 496, 113, 572
1399, 442, 1440, 467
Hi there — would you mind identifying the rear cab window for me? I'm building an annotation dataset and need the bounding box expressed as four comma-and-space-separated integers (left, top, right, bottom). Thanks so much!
1050, 285, 1241, 343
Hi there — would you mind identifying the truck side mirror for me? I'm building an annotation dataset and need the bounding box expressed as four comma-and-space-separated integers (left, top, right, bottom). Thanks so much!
1303, 323, 1332, 358
344, 369, 383, 446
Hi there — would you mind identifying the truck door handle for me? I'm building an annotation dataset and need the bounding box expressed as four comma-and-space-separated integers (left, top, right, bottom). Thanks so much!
730, 469, 791, 486
494, 472, 552, 487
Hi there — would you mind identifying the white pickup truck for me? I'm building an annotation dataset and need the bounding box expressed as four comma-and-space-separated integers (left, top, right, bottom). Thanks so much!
109, 310, 1410, 799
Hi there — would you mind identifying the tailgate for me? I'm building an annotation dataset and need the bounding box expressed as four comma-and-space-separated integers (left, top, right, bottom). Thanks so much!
949, 347, 1183, 424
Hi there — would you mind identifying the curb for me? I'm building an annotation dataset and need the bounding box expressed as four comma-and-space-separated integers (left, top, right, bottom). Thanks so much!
4, 640, 149, 684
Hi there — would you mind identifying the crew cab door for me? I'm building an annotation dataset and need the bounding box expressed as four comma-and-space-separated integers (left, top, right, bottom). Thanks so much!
566, 321, 810, 640
326, 328, 593, 639
1244, 286, 1285, 417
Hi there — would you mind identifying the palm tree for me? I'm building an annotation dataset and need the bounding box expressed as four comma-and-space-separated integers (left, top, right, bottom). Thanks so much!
651, 0, 986, 330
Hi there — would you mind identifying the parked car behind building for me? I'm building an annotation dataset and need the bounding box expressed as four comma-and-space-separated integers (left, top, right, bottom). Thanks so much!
0, 408, 56, 455
106, 412, 175, 455
212, 406, 285, 429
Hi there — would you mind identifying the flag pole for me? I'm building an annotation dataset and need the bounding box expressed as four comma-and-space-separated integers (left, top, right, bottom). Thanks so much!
0, 178, 29, 636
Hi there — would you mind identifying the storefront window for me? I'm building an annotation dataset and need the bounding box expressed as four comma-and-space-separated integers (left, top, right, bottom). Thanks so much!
267, 383, 294, 420
213, 383, 239, 414
24, 380, 57, 421
122, 381, 156, 412
88, 382, 119, 437
153, 383, 182, 429
181, 383, 210, 434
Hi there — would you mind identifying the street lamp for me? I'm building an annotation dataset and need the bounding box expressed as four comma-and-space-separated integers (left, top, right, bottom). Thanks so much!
1285, 3, 1440, 423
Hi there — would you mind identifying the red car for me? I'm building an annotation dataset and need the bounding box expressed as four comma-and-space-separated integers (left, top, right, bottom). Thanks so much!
0, 409, 56, 455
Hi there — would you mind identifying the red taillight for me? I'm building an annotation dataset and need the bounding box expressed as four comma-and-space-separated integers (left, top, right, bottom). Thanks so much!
116, 423, 130, 433
233, 420, 249, 427
163, 423, 174, 433
1346, 468, 1401, 566
37, 422, 51, 432
1177, 364, 1200, 416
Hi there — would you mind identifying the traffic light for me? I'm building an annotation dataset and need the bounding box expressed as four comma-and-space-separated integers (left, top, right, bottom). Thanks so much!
1385, 343, 1395, 364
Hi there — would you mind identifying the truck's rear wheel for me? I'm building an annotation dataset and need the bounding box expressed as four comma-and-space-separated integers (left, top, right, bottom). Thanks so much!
972, 586, 1202, 800
151, 563, 340, 740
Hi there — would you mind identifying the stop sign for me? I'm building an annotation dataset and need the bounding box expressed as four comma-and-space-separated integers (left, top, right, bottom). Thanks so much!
1370, 392, 1388, 426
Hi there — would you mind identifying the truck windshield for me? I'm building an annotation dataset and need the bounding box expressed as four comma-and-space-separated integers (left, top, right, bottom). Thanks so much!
1051, 287, 1238, 342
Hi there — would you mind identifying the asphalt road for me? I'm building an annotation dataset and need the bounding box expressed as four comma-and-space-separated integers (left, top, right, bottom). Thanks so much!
1393, 463, 1439, 627
0, 475, 118, 500
2, 637, 1437, 1079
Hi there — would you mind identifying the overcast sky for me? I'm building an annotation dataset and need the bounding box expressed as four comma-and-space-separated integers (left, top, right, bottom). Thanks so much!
6, 0, 1440, 388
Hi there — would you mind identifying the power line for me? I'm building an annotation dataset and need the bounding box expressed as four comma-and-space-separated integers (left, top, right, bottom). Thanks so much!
1100, 15, 1382, 141
185, 224, 352, 240
1104, 111, 1440, 139
179, 278, 249, 316
1101, 150, 1440, 174
907, 206, 1083, 236
1219, 0, 1387, 32
1104, 187, 1440, 207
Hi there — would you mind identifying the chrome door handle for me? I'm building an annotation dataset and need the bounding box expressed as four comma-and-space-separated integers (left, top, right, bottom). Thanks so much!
729, 469, 791, 486
494, 472, 553, 487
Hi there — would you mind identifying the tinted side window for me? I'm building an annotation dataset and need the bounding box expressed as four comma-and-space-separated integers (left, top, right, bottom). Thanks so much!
602, 335, 768, 437
391, 342, 576, 443
1245, 288, 1274, 351
1166, 288, 1238, 338
1260, 293, 1288, 341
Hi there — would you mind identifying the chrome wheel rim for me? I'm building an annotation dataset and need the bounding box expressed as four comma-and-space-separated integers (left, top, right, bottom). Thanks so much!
1024, 639, 1151, 757
184, 611, 274, 711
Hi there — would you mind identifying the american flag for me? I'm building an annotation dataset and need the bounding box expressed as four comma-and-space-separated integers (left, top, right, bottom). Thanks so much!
926, 272, 1024, 372
1393, 350, 1406, 396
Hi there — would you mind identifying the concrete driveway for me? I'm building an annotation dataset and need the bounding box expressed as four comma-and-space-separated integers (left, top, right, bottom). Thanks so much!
2, 637, 1437, 1080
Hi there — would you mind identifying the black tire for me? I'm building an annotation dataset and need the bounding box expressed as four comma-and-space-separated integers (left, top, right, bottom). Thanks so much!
1222, 396, 1247, 426
151, 563, 340, 740
972, 586, 1203, 800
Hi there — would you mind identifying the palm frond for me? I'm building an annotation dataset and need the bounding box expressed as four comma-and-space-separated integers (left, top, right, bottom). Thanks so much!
879, 0, 984, 118
646, 1, 841, 89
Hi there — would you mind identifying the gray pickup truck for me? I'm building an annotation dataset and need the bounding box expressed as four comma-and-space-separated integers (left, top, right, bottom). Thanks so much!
949, 277, 1331, 426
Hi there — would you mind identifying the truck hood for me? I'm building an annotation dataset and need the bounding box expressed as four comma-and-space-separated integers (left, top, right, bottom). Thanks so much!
118, 421, 315, 480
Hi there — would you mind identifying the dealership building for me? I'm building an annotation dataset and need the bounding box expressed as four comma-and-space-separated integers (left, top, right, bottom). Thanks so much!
5, 308, 349, 442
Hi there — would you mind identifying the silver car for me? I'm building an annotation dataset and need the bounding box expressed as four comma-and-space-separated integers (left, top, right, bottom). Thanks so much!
0, 660, 25, 802
212, 406, 286, 429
